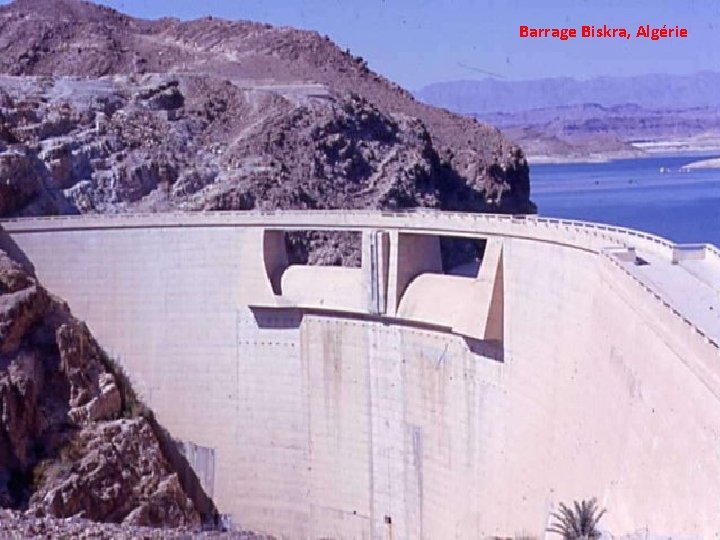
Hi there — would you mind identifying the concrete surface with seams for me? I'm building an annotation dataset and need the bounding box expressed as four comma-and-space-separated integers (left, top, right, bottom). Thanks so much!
1, 209, 719, 539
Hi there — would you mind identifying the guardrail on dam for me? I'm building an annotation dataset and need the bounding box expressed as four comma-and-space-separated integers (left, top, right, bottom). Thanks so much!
1, 210, 719, 538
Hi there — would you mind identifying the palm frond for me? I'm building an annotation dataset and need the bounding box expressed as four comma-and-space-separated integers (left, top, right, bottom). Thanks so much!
547, 497, 607, 539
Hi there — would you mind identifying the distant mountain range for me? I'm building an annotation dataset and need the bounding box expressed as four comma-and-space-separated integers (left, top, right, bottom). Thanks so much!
416, 73, 720, 161
415, 72, 720, 114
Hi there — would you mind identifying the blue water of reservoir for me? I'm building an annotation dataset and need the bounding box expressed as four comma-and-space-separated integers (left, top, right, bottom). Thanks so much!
531, 155, 720, 248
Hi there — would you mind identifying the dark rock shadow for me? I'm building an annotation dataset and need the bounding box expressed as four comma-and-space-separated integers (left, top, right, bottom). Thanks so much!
463, 337, 504, 363
146, 417, 221, 529
252, 308, 303, 330
0, 227, 36, 276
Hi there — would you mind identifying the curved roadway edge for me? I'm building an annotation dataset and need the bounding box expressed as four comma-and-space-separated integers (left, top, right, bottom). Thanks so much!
1, 210, 719, 538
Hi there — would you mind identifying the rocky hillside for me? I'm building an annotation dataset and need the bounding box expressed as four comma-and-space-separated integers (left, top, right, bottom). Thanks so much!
0, 248, 212, 529
0, 75, 467, 216
0, 0, 531, 224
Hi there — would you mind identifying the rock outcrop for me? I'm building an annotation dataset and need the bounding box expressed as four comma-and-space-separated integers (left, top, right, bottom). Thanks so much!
29, 419, 198, 527
0, 508, 270, 539
0, 249, 202, 528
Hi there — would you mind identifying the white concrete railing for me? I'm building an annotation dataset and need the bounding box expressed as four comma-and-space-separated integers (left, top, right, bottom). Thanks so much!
0, 209, 701, 258
1, 209, 715, 274
0, 210, 623, 261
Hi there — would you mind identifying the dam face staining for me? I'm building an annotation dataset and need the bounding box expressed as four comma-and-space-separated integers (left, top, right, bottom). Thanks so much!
2, 210, 719, 538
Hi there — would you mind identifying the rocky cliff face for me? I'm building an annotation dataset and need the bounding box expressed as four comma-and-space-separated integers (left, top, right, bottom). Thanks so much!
0, 0, 532, 225
0, 75, 478, 217
0, 249, 203, 528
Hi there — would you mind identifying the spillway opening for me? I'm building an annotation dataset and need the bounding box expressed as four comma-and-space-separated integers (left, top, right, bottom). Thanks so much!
284, 230, 362, 267
393, 233, 504, 346
441, 237, 488, 276
262, 229, 366, 309
262, 229, 362, 296
259, 229, 504, 350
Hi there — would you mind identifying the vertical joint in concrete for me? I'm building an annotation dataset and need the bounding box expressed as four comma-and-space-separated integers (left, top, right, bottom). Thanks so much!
362, 230, 390, 315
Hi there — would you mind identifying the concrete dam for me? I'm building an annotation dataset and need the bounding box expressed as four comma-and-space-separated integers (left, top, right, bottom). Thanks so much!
1, 210, 719, 538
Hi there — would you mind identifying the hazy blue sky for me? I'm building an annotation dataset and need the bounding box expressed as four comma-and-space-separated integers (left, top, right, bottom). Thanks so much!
2, 0, 719, 89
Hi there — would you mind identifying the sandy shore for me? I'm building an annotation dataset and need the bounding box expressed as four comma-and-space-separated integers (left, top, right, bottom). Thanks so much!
527, 150, 642, 164
680, 157, 720, 170
529, 145, 720, 165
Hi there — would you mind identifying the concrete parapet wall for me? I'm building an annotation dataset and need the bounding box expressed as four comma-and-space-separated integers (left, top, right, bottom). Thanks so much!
1, 210, 719, 538
672, 244, 708, 263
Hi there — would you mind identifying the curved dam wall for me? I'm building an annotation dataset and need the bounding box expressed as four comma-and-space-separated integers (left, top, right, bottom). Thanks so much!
1, 211, 719, 538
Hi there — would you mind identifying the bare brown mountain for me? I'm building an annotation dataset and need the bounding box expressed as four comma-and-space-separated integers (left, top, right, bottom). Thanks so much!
0, 0, 531, 225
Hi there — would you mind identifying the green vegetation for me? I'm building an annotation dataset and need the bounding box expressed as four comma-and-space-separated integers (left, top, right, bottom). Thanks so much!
547, 498, 607, 539
99, 350, 153, 421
